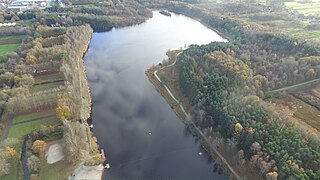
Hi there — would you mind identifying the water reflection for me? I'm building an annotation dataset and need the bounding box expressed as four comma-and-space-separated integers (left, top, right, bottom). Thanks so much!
84, 11, 228, 179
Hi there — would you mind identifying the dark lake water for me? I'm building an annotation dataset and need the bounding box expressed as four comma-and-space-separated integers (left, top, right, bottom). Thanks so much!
84, 11, 228, 179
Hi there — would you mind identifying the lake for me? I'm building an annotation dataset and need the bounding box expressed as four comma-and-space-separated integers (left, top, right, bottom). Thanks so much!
84, 11, 227, 179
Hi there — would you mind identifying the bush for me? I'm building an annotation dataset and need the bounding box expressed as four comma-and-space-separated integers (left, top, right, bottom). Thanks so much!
31, 140, 47, 156
56, 105, 71, 120
27, 155, 40, 174
0, 150, 11, 176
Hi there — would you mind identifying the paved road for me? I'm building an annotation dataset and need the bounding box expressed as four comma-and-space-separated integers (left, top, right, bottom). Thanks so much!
153, 52, 241, 180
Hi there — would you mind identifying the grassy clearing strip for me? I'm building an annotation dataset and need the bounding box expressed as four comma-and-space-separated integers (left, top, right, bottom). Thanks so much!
0, 44, 20, 56
0, 35, 25, 44
8, 117, 60, 141
34, 73, 64, 84
31, 81, 64, 93
0, 35, 25, 56
12, 111, 56, 123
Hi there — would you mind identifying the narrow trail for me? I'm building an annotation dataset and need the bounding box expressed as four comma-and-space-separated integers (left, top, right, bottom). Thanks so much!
153, 52, 241, 180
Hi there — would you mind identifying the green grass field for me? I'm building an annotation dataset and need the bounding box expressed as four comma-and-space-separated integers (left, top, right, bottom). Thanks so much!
8, 117, 60, 140
12, 111, 56, 123
0, 35, 26, 56
285, 1, 320, 15
0, 44, 20, 56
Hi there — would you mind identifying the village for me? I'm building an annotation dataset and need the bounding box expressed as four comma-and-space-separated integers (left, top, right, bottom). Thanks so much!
0, 0, 64, 12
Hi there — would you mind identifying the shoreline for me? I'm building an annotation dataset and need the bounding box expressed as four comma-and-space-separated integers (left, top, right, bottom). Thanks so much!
70, 26, 105, 179
166, 9, 231, 42
146, 52, 241, 180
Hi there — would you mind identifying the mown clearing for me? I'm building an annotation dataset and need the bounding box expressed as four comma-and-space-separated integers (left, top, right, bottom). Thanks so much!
8, 117, 60, 140
12, 110, 56, 123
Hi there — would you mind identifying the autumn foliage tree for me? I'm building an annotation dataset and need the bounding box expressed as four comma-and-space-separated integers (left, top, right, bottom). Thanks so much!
5, 147, 17, 157
32, 140, 47, 156
56, 105, 72, 120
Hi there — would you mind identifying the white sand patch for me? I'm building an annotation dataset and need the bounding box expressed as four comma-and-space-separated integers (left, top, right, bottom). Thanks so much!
45, 143, 64, 164
69, 163, 104, 180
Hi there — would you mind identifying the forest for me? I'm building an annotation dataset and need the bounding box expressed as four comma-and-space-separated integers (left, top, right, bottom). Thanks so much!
160, 1, 320, 180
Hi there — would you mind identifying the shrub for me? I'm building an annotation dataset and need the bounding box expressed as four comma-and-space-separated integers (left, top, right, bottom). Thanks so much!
0, 150, 11, 176
27, 155, 40, 174
56, 105, 71, 120
31, 140, 47, 156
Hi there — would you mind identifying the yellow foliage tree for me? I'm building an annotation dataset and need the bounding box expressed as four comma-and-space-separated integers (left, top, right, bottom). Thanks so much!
26, 54, 37, 65
266, 171, 278, 180
306, 68, 316, 80
5, 147, 17, 157
32, 140, 47, 156
234, 123, 244, 138
56, 105, 72, 120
